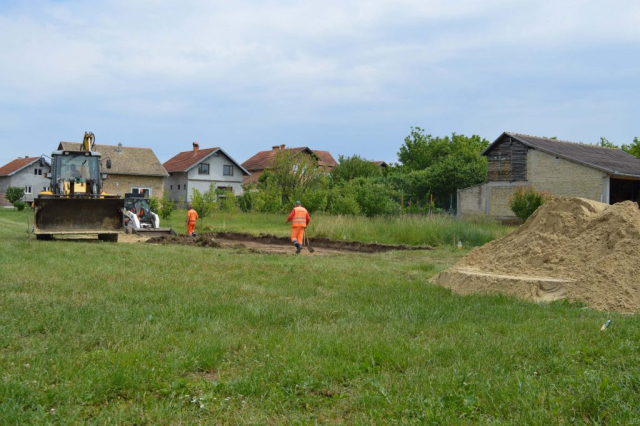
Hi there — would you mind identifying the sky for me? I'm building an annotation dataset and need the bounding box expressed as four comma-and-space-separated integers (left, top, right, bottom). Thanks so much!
0, 0, 639, 167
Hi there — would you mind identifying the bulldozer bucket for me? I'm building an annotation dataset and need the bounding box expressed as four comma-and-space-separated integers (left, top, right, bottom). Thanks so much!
34, 197, 124, 238
132, 228, 176, 237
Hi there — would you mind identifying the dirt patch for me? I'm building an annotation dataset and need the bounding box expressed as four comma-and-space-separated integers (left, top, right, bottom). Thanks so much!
211, 232, 432, 253
146, 231, 432, 255
433, 197, 640, 312
147, 234, 221, 248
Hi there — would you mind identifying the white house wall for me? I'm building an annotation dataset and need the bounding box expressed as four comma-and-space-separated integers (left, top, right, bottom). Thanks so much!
165, 172, 189, 204
185, 153, 245, 198
0, 162, 51, 203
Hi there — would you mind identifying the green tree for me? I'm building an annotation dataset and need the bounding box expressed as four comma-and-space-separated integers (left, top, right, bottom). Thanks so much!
330, 155, 381, 184
622, 137, 640, 158
397, 127, 488, 172
5, 187, 25, 209
191, 184, 218, 224
158, 194, 175, 220
261, 149, 328, 206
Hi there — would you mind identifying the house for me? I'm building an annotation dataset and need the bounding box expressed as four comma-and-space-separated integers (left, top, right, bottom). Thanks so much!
0, 156, 51, 206
163, 142, 250, 202
58, 142, 168, 198
458, 132, 640, 220
372, 161, 389, 168
242, 144, 337, 184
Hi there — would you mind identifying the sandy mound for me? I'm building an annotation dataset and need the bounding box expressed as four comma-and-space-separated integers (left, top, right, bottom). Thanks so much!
433, 197, 640, 312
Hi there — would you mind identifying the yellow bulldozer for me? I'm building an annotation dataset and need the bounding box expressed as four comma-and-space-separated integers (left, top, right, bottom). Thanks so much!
33, 132, 124, 241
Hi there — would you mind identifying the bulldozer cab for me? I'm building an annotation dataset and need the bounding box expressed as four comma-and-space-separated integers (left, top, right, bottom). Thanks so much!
53, 152, 101, 191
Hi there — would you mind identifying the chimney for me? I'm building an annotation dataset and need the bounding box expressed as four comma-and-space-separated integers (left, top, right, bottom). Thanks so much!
193, 142, 199, 154
117, 142, 123, 154
272, 145, 280, 151
280, 144, 285, 150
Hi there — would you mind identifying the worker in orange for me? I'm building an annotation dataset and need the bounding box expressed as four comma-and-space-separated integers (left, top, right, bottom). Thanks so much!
186, 204, 199, 237
286, 200, 310, 254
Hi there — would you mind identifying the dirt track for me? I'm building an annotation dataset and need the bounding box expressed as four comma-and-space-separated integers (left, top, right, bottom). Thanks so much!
144, 232, 433, 255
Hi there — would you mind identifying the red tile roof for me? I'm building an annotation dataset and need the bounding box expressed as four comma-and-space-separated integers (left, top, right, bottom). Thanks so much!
0, 157, 39, 177
313, 150, 337, 168
242, 146, 337, 171
163, 147, 219, 173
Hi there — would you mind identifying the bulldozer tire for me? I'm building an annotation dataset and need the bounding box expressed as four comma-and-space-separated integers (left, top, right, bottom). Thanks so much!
36, 234, 53, 241
98, 234, 118, 243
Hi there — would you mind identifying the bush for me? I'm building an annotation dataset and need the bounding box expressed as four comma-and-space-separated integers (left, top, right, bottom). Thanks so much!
509, 186, 552, 221
298, 189, 328, 213
351, 178, 399, 217
251, 187, 282, 213
328, 193, 360, 215
5, 187, 24, 209
13, 201, 26, 211
218, 189, 239, 213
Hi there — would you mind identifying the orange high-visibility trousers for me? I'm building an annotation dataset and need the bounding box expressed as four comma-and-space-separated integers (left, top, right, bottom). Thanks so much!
291, 227, 305, 244
187, 221, 196, 235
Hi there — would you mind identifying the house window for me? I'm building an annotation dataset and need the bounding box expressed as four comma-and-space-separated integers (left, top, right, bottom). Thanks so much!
223, 165, 233, 176
199, 163, 210, 174
43, 186, 48, 191
131, 187, 151, 196
25, 185, 32, 194
34, 168, 42, 175
170, 185, 173, 190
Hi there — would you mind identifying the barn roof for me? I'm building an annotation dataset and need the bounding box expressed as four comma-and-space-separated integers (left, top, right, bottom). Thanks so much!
59, 142, 168, 177
483, 132, 640, 178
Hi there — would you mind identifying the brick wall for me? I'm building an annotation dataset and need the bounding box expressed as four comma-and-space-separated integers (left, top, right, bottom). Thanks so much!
527, 150, 604, 201
102, 175, 164, 198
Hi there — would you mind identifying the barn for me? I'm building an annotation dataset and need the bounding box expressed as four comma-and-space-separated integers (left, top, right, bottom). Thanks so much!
458, 132, 640, 220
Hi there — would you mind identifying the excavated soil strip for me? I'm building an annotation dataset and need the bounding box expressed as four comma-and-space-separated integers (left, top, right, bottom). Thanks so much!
147, 232, 432, 253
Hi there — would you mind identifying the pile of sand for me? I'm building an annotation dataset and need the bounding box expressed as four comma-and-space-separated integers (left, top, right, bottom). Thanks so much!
433, 197, 640, 312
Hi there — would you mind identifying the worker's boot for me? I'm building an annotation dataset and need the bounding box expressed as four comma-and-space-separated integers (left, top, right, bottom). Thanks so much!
294, 241, 302, 254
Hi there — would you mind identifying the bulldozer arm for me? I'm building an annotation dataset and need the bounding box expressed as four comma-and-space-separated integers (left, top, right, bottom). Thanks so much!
34, 197, 124, 238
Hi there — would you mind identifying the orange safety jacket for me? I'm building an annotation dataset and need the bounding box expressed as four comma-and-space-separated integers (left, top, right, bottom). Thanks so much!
287, 206, 310, 228
187, 209, 199, 223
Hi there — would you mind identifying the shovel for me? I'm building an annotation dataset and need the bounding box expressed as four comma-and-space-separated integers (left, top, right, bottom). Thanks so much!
305, 232, 315, 253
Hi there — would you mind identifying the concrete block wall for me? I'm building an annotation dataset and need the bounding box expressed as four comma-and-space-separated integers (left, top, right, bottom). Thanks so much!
527, 150, 604, 201
458, 184, 486, 217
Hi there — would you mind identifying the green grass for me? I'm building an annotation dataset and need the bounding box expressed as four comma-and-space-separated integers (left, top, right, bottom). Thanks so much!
1, 208, 640, 424
166, 210, 511, 247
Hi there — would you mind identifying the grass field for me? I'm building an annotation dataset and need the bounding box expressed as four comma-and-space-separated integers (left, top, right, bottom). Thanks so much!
2, 208, 640, 424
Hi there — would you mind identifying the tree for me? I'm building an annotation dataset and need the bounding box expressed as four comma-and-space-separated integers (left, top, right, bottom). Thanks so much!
397, 127, 489, 172
261, 149, 328, 206
330, 155, 381, 184
396, 129, 489, 209
5, 187, 25, 209
191, 184, 218, 224
158, 194, 175, 220
622, 137, 640, 158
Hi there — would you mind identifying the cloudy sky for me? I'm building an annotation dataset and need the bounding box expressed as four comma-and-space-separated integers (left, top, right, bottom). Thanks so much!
0, 0, 638, 166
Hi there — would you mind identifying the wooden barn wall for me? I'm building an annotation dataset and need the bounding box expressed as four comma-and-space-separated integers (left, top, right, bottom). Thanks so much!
486, 137, 527, 181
